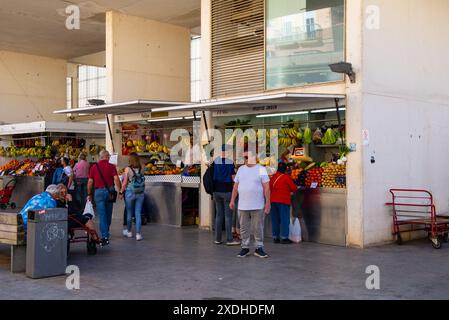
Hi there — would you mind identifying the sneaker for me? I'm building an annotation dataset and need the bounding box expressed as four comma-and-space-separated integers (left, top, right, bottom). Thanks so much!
273, 238, 281, 244
226, 240, 241, 246
214, 241, 222, 245
122, 230, 132, 238
281, 238, 293, 244
254, 248, 268, 258
136, 234, 143, 241
237, 248, 250, 258
100, 238, 109, 247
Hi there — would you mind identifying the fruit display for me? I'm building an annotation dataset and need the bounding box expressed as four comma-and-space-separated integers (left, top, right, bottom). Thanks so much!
290, 168, 303, 181
144, 162, 182, 176
279, 127, 302, 147
322, 163, 346, 189
0, 139, 102, 160
0, 159, 56, 176
303, 127, 312, 144
322, 128, 338, 145
123, 139, 171, 156
305, 167, 324, 188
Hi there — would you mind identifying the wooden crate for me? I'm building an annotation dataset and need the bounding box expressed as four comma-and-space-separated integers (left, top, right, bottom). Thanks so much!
0, 212, 25, 245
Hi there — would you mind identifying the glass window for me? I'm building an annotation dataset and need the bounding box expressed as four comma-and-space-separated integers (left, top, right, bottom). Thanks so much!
190, 36, 201, 102
266, 0, 345, 89
78, 65, 106, 107
66, 77, 72, 109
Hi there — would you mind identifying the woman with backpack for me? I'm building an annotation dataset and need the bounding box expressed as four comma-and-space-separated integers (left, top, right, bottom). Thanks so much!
120, 153, 146, 241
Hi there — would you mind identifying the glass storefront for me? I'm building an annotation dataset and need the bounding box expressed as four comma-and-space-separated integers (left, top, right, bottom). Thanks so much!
266, 0, 345, 89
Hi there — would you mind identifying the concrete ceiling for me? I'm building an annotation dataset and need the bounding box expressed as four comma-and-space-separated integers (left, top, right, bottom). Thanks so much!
0, 0, 201, 59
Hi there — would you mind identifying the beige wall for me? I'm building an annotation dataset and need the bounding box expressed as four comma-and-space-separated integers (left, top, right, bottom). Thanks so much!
104, 11, 191, 154
361, 0, 449, 245
0, 50, 67, 124
106, 11, 191, 103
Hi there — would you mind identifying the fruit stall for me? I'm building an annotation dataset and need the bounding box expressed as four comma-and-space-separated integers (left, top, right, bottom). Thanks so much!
0, 121, 105, 208
120, 121, 201, 227
211, 105, 349, 246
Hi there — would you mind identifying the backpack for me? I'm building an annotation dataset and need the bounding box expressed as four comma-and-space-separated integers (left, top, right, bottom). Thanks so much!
129, 167, 145, 194
202, 162, 214, 195
52, 167, 68, 185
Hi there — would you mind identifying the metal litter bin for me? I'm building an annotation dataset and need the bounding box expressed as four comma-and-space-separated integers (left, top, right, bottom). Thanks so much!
26, 208, 68, 278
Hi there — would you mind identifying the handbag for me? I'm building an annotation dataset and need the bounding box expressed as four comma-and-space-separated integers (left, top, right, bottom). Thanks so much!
95, 163, 117, 203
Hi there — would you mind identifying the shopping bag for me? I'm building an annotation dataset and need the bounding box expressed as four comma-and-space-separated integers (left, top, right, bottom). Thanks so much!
289, 218, 302, 243
83, 200, 95, 220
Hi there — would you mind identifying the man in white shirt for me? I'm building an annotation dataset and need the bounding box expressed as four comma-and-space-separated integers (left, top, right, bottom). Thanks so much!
230, 151, 271, 258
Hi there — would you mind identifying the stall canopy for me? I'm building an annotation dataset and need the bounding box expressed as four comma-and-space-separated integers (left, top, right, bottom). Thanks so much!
0, 121, 105, 135
149, 92, 346, 113
53, 100, 193, 115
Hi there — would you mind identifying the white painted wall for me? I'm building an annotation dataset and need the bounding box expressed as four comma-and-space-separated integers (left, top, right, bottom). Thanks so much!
0, 50, 67, 124
361, 0, 449, 245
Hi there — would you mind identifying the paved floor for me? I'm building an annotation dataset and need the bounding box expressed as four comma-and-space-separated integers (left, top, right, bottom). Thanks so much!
1, 217, 449, 300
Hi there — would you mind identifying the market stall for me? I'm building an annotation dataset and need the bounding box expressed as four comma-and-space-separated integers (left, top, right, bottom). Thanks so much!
211, 108, 348, 246
149, 93, 348, 246
53, 100, 200, 228
0, 121, 105, 208
120, 121, 201, 227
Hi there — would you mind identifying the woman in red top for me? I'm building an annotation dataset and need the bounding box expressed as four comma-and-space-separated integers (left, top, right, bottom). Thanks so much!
270, 162, 298, 244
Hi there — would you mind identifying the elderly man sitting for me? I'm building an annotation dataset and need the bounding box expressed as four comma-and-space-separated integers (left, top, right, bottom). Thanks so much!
20, 184, 59, 230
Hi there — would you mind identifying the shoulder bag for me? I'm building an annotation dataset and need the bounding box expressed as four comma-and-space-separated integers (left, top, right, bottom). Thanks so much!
95, 163, 117, 203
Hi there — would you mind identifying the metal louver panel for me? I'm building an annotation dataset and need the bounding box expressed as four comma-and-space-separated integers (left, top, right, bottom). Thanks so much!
211, 0, 265, 98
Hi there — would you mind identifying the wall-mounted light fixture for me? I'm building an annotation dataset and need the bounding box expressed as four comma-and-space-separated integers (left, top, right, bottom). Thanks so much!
329, 62, 356, 83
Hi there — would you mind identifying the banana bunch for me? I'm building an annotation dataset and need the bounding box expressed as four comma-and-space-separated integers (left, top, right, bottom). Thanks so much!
279, 127, 302, 147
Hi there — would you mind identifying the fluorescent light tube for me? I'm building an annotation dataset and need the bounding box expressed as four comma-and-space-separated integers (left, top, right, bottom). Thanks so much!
147, 117, 183, 123
311, 108, 346, 114
256, 111, 309, 118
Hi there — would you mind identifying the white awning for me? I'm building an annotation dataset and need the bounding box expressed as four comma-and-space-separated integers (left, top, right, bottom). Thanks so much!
53, 100, 193, 115
150, 92, 346, 113
0, 121, 105, 136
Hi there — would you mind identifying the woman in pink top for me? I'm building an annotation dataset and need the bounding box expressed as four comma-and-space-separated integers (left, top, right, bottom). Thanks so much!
73, 153, 90, 207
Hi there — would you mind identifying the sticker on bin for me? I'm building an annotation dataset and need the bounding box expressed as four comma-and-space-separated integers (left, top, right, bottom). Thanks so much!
310, 182, 318, 189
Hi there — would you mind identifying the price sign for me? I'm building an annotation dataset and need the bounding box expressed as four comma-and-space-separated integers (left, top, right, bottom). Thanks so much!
310, 182, 318, 189
294, 148, 305, 157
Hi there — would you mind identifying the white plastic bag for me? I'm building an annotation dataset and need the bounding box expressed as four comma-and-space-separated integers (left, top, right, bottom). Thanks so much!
83, 200, 95, 220
289, 218, 302, 243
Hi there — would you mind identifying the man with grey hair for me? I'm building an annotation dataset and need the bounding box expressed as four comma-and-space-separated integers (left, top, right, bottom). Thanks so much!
20, 184, 60, 230
87, 149, 121, 246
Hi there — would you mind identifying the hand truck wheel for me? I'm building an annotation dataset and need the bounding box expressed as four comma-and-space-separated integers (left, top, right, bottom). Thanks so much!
10, 202, 16, 209
87, 240, 97, 255
431, 237, 442, 249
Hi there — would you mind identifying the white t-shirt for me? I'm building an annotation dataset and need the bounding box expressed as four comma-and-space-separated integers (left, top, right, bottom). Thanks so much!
234, 164, 270, 210
63, 166, 75, 190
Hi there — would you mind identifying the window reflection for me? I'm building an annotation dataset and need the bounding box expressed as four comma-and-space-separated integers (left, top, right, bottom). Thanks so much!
266, 0, 345, 89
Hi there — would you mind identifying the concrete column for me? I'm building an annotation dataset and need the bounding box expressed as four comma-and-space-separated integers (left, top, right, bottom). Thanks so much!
105, 10, 191, 155
345, 0, 364, 248
198, 0, 214, 230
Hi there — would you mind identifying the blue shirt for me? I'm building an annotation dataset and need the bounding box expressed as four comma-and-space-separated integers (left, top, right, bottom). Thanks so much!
20, 192, 57, 229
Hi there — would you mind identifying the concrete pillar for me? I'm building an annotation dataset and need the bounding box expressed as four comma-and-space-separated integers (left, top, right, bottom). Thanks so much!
198, 0, 214, 230
105, 10, 191, 155
345, 0, 364, 248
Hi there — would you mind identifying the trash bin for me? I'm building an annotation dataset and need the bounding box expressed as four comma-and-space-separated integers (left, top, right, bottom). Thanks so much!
26, 208, 68, 279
